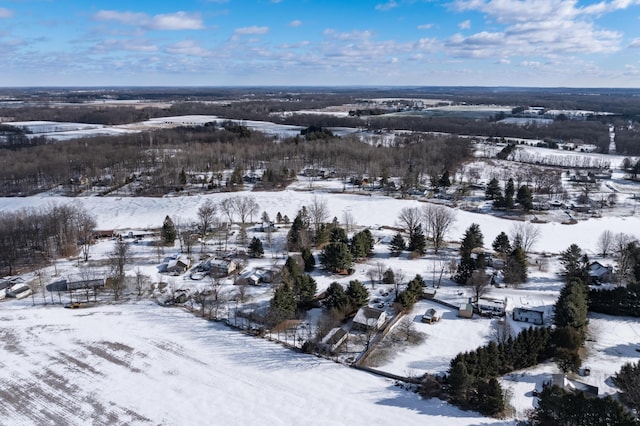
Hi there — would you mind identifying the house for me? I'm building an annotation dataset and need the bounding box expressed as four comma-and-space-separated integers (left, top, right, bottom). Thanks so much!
513, 307, 544, 325
320, 327, 349, 353
352, 306, 387, 330
167, 255, 191, 274
206, 259, 237, 276
458, 303, 474, 318
422, 308, 442, 324
257, 221, 276, 232
7, 282, 32, 299
235, 268, 274, 286
588, 261, 613, 284
551, 374, 599, 397
476, 297, 506, 317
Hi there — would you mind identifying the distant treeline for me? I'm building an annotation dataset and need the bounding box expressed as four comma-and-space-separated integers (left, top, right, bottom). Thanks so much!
0, 123, 471, 196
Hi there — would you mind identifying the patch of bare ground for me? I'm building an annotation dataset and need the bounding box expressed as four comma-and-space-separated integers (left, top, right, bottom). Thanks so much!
148, 338, 208, 366
0, 328, 26, 356
84, 341, 142, 373
52, 352, 103, 377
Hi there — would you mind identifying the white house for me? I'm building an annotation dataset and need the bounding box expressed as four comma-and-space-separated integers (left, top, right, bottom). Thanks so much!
352, 306, 387, 330
513, 307, 544, 325
476, 297, 506, 317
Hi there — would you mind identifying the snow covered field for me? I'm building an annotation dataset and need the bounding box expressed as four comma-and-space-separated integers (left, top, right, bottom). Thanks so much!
0, 302, 509, 426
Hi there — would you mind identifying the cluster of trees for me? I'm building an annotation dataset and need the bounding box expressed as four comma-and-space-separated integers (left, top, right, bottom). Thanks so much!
485, 177, 533, 211
322, 280, 369, 320
613, 361, 640, 414
529, 384, 638, 426
395, 274, 425, 311
393, 204, 456, 257
589, 283, 640, 317
0, 204, 96, 274
319, 228, 374, 273
445, 327, 552, 417
268, 256, 318, 325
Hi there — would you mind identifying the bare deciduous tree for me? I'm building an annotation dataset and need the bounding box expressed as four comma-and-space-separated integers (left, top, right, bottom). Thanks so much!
76, 209, 97, 262
423, 204, 456, 254
597, 229, 614, 257
197, 199, 217, 247
233, 196, 260, 224
374, 261, 386, 285
342, 210, 356, 233
134, 267, 150, 297
109, 239, 130, 301
510, 222, 541, 254
397, 206, 421, 235
492, 318, 512, 344
468, 269, 490, 303
308, 196, 330, 236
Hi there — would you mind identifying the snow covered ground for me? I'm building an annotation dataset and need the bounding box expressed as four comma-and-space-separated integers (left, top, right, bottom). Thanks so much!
1, 185, 640, 424
0, 302, 511, 426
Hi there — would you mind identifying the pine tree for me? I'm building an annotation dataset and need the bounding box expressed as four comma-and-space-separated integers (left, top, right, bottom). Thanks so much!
504, 178, 515, 209
301, 247, 315, 272
448, 360, 472, 404
389, 233, 406, 256
485, 177, 502, 200
269, 283, 296, 325
323, 282, 349, 311
516, 184, 533, 211
293, 274, 317, 306
439, 170, 451, 188
248, 237, 264, 258
455, 223, 485, 284
346, 280, 369, 309
350, 229, 374, 259
320, 242, 353, 273
503, 246, 527, 285
492, 231, 511, 255
161, 215, 177, 245
408, 224, 427, 256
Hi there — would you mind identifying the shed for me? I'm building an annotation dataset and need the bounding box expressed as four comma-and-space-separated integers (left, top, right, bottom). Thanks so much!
352, 306, 387, 330
422, 308, 442, 323
320, 327, 349, 353
458, 303, 474, 318
167, 255, 190, 274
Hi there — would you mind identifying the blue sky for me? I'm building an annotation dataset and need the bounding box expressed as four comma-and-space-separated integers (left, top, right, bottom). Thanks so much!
2, 0, 640, 87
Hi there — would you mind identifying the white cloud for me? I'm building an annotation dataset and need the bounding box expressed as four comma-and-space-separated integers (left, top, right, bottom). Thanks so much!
458, 20, 471, 29
0, 8, 14, 18
164, 40, 210, 56
94, 10, 204, 31
417, 24, 434, 30
629, 38, 640, 48
496, 58, 511, 64
151, 12, 204, 30
94, 39, 158, 53
375, 1, 399, 11
289, 20, 302, 28
446, 0, 624, 59
234, 26, 269, 36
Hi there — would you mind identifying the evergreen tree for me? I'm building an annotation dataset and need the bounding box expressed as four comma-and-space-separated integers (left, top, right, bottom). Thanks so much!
516, 184, 533, 211
301, 247, 315, 272
329, 226, 348, 244
276, 211, 283, 223
439, 170, 451, 188
269, 283, 296, 325
293, 274, 317, 306
408, 224, 427, 256
319, 242, 353, 273
485, 177, 502, 200
323, 282, 349, 311
504, 178, 515, 209
448, 361, 472, 403
350, 229, 374, 259
455, 223, 485, 284
554, 279, 589, 332
161, 215, 177, 245
346, 280, 369, 309
382, 268, 395, 284
248, 237, 264, 258
476, 378, 505, 417
503, 246, 527, 285
492, 231, 511, 255
559, 244, 590, 283
286, 210, 311, 251
179, 168, 187, 186
389, 233, 406, 256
